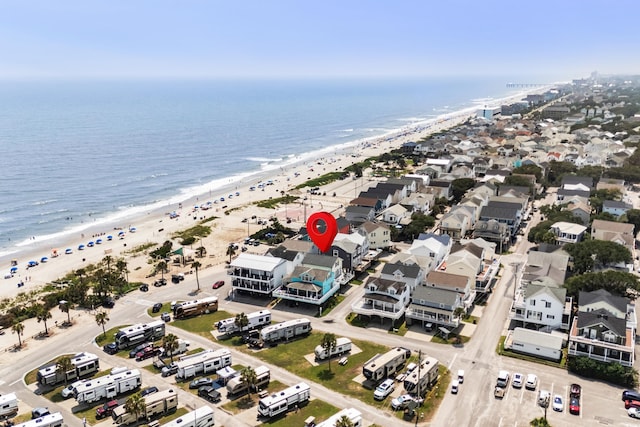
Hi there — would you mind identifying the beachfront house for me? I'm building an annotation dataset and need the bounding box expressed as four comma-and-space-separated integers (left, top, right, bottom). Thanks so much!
351, 277, 410, 327
228, 253, 288, 297
272, 254, 343, 307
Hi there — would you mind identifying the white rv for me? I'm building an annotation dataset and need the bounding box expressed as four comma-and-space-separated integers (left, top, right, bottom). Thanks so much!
257, 382, 310, 419
316, 408, 362, 427
260, 318, 312, 344
162, 339, 190, 357
175, 349, 232, 380
74, 369, 142, 404
314, 337, 352, 361
161, 407, 214, 427
112, 389, 178, 425
226, 366, 270, 397
115, 320, 165, 350
403, 356, 439, 396
0, 393, 18, 419
362, 347, 411, 382
14, 413, 63, 427
37, 352, 100, 386
216, 310, 271, 334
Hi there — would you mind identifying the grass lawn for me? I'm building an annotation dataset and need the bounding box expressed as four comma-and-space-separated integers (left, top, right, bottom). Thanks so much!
148, 303, 173, 317
394, 366, 451, 422
11, 413, 31, 424
387, 321, 408, 336
170, 311, 233, 339
345, 313, 369, 328
319, 295, 344, 317
95, 325, 131, 347
462, 315, 479, 324
263, 399, 339, 426
220, 380, 288, 415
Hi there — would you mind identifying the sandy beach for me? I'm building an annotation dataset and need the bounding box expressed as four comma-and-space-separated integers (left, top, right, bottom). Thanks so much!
0, 88, 546, 303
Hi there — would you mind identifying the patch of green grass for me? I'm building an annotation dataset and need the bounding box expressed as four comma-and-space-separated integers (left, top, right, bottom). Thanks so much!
264, 399, 340, 426
158, 407, 188, 423
199, 216, 218, 224
170, 311, 233, 338
430, 334, 470, 345
462, 315, 479, 324
173, 224, 212, 242
294, 172, 346, 189
395, 366, 450, 422
95, 325, 130, 347
220, 380, 288, 414
350, 279, 363, 285
255, 195, 299, 209
12, 413, 31, 424
224, 207, 242, 216
388, 321, 408, 336
346, 313, 369, 328
147, 303, 173, 317
126, 242, 156, 255
319, 295, 344, 317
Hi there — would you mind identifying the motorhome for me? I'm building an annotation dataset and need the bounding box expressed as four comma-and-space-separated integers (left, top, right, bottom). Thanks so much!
363, 347, 411, 382
112, 389, 178, 425
226, 366, 270, 397
314, 337, 352, 361
160, 407, 214, 427
0, 393, 18, 419
257, 382, 310, 419
259, 318, 312, 345
115, 320, 165, 350
173, 296, 218, 319
37, 352, 100, 386
403, 356, 439, 396
316, 408, 363, 427
175, 349, 232, 380
74, 369, 142, 404
14, 413, 63, 427
216, 310, 271, 335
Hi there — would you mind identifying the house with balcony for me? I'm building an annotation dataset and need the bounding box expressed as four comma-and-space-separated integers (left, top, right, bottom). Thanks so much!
351, 277, 410, 326
409, 233, 452, 271
568, 289, 637, 367
406, 286, 465, 329
479, 200, 523, 237
473, 219, 510, 252
442, 241, 499, 293
379, 261, 425, 293
228, 253, 288, 296
440, 206, 474, 241
272, 254, 343, 306
509, 277, 572, 331
549, 221, 588, 245
265, 244, 307, 275
425, 270, 474, 311
358, 221, 390, 250
330, 232, 369, 272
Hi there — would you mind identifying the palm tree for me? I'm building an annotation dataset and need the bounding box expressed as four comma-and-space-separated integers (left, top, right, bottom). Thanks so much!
162, 333, 179, 363
157, 261, 167, 281
192, 261, 201, 291
453, 306, 466, 321
59, 301, 72, 325
103, 255, 114, 273
124, 392, 145, 424
321, 333, 337, 372
56, 356, 74, 385
196, 246, 206, 258
115, 258, 129, 283
226, 245, 236, 263
95, 311, 110, 338
335, 415, 355, 427
11, 321, 24, 348
240, 366, 258, 398
234, 312, 248, 333
36, 305, 52, 335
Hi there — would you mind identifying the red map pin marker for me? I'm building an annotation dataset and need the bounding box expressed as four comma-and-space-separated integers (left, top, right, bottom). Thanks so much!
307, 212, 338, 253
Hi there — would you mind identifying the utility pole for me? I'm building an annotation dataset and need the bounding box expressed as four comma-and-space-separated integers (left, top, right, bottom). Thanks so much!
415, 349, 422, 427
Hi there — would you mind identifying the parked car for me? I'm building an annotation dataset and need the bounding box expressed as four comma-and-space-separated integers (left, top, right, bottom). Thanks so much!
451, 380, 459, 394
494, 387, 505, 399
391, 394, 414, 410
212, 280, 225, 289
457, 370, 464, 384
625, 400, 640, 409
496, 370, 510, 388
152, 303, 163, 313
538, 390, 551, 407
61, 384, 76, 399
102, 297, 115, 308
103, 342, 118, 355
512, 373, 524, 388
569, 397, 580, 415
161, 363, 178, 377
139, 284, 149, 292
95, 400, 118, 419
373, 379, 395, 400
189, 377, 214, 389
629, 407, 640, 419
552, 395, 564, 412
129, 342, 152, 358
141, 386, 159, 397
623, 390, 640, 401
32, 408, 50, 419
161, 312, 171, 322
525, 374, 538, 390
136, 346, 161, 361
198, 386, 221, 403
570, 383, 582, 398
154, 278, 167, 287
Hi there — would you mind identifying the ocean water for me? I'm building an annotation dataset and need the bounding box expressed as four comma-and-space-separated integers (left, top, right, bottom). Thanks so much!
0, 76, 532, 256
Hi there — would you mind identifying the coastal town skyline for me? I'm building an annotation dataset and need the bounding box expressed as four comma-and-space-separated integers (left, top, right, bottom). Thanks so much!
1, 0, 638, 80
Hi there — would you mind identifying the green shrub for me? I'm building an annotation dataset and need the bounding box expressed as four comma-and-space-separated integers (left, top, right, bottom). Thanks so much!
567, 356, 638, 387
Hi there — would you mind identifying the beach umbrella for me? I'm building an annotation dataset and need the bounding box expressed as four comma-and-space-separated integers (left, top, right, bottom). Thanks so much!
118, 231, 125, 236
40, 257, 48, 263
87, 241, 94, 247
96, 239, 102, 244
78, 244, 85, 250
10, 266, 18, 273
27, 260, 38, 267
107, 235, 113, 241
65, 248, 73, 254
129, 227, 137, 233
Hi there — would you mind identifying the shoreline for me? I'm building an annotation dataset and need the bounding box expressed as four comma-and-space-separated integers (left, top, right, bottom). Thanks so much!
0, 86, 549, 300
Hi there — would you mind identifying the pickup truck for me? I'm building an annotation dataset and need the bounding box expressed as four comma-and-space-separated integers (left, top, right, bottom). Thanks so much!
136, 346, 162, 361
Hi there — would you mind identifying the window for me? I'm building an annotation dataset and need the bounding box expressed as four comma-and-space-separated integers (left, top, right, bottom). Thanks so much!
545, 301, 551, 308
332, 250, 339, 257
531, 300, 536, 306
546, 314, 555, 319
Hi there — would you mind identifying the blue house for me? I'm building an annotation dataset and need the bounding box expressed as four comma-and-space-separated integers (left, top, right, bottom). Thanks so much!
272, 254, 342, 307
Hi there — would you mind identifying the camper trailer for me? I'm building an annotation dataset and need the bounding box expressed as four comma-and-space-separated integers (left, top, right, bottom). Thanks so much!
74, 369, 142, 404
14, 413, 63, 427
0, 393, 18, 419
112, 389, 178, 425
316, 408, 363, 427
175, 349, 232, 380
226, 366, 270, 397
362, 347, 411, 382
115, 321, 165, 350
37, 352, 100, 386
403, 356, 439, 396
314, 337, 352, 361
216, 310, 271, 335
257, 382, 310, 419
160, 407, 214, 427
259, 318, 312, 345
173, 296, 218, 319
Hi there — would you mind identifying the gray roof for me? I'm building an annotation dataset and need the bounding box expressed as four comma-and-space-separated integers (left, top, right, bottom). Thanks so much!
302, 253, 338, 269
416, 233, 451, 246
578, 289, 628, 315
365, 277, 406, 295
524, 283, 566, 302
603, 200, 631, 209
412, 286, 458, 306
576, 308, 627, 338
345, 206, 374, 215
266, 246, 300, 262
487, 200, 522, 210
561, 175, 594, 189
381, 262, 422, 279
480, 206, 518, 220
290, 266, 330, 282
557, 188, 590, 198
451, 242, 483, 259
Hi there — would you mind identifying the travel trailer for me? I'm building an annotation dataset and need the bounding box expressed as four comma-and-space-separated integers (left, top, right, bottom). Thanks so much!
362, 347, 411, 382
226, 366, 270, 397
115, 321, 165, 350
259, 318, 312, 345
74, 369, 141, 404
257, 382, 310, 419
37, 352, 100, 386
160, 407, 214, 427
314, 337, 352, 361
216, 310, 271, 335
175, 349, 232, 380
112, 389, 178, 425
173, 297, 218, 319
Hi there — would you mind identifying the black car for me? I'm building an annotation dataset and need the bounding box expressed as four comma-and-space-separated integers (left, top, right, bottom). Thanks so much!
189, 377, 214, 389
154, 278, 168, 287
102, 297, 115, 308
129, 342, 152, 358
141, 386, 159, 397
139, 284, 149, 292
198, 386, 221, 402
152, 303, 163, 313
103, 342, 118, 355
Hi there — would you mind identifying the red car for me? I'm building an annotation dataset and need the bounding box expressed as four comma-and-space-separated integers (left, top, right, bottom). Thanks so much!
96, 400, 119, 419
212, 280, 225, 289
569, 397, 580, 415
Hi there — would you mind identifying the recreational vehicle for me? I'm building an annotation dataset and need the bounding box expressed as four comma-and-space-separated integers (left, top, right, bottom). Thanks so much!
362, 347, 411, 382
160, 407, 214, 427
173, 296, 218, 319
314, 337, 352, 361
14, 413, 63, 427
115, 320, 166, 350
0, 393, 18, 419
316, 408, 363, 427
216, 310, 271, 334
403, 356, 439, 396
175, 349, 232, 380
112, 389, 178, 425
37, 352, 100, 386
74, 369, 142, 404
257, 382, 310, 419
259, 318, 312, 345
226, 366, 270, 397
162, 339, 190, 357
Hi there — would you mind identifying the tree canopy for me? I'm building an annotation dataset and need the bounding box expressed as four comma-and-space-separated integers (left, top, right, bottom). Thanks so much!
564, 240, 632, 274
451, 178, 475, 203
563, 270, 640, 299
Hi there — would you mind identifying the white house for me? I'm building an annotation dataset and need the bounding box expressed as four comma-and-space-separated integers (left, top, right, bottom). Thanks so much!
351, 277, 410, 325
510, 279, 572, 331
378, 204, 410, 226
550, 222, 587, 245
504, 328, 563, 361
228, 253, 288, 296
409, 234, 452, 270
358, 221, 391, 250
379, 261, 425, 293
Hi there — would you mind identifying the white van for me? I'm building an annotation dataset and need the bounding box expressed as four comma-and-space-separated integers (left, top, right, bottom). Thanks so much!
451, 380, 459, 394
457, 370, 465, 384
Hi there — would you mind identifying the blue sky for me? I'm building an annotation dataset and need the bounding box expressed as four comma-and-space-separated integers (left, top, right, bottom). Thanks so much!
1, 0, 638, 80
